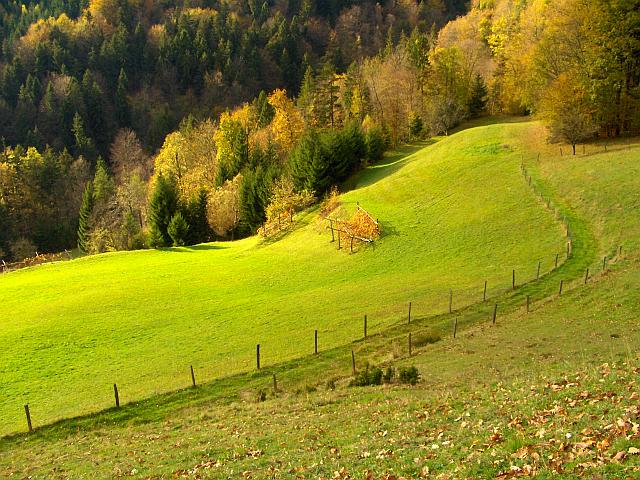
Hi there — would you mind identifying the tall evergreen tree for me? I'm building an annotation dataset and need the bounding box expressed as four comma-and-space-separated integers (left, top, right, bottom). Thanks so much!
468, 74, 488, 118
115, 68, 130, 127
77, 181, 94, 252
72, 112, 96, 161
148, 173, 179, 248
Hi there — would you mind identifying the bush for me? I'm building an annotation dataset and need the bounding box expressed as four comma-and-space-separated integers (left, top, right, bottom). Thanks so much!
383, 366, 395, 384
365, 126, 387, 163
350, 366, 383, 387
326, 378, 337, 390
398, 366, 420, 385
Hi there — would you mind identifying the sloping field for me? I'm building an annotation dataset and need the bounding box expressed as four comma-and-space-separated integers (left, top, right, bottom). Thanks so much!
0, 121, 569, 435
1, 122, 639, 478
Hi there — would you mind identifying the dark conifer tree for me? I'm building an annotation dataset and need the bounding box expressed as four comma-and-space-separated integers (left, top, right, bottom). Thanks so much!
77, 181, 94, 252
148, 173, 179, 248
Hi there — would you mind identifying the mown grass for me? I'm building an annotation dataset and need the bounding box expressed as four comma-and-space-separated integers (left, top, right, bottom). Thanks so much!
0, 121, 567, 436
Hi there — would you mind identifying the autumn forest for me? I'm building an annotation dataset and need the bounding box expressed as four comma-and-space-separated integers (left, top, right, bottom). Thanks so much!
0, 0, 638, 261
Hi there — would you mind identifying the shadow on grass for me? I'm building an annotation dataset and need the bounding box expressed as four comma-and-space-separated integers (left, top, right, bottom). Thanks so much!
159, 244, 229, 253
343, 141, 434, 192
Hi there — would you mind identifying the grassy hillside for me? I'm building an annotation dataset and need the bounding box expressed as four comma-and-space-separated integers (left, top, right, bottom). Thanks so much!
0, 120, 570, 436
1, 121, 639, 477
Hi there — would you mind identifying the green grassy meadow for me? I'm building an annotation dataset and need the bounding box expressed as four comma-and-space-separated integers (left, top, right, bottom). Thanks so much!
1, 119, 640, 476
0, 120, 572, 436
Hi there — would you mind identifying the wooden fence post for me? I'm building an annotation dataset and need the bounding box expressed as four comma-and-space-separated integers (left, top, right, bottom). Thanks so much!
555, 253, 559, 269
364, 315, 367, 339
559, 280, 564, 296
337, 231, 341, 250
329, 219, 335, 242
449, 289, 453, 314
350, 235, 354, 253
114, 384, 120, 408
24, 404, 33, 433
619, 245, 623, 257
351, 350, 356, 376
603, 256, 607, 271
273, 373, 277, 393
190, 365, 196, 388
512, 269, 516, 289
256, 344, 261, 370
408, 302, 412, 324
584, 268, 589, 284
453, 318, 458, 338
537, 261, 541, 280
483, 280, 487, 302
314, 330, 318, 355
526, 295, 531, 313
567, 241, 571, 257
408, 333, 412, 356
492, 303, 498, 324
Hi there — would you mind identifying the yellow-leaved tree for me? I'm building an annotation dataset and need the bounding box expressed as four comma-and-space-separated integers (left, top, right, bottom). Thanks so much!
267, 89, 304, 153
153, 119, 218, 199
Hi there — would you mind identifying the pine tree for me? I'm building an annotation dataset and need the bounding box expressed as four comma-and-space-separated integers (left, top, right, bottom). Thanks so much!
115, 68, 130, 127
468, 74, 488, 118
168, 212, 190, 247
93, 157, 115, 202
77, 181, 94, 252
184, 189, 209, 244
148, 173, 178, 248
72, 112, 96, 161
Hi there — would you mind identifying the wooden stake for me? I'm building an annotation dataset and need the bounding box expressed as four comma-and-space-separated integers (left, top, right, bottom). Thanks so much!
453, 318, 458, 338
555, 253, 559, 269
329, 219, 335, 242
619, 245, 623, 257
408, 333, 412, 356
272, 373, 277, 393
537, 261, 541, 280
350, 235, 354, 253
483, 280, 487, 301
114, 384, 120, 408
526, 295, 531, 313
603, 256, 607, 271
512, 269, 516, 289
584, 268, 589, 284
24, 404, 33, 433
559, 280, 564, 296
364, 315, 367, 339
449, 289, 453, 313
337, 231, 341, 250
351, 350, 356, 376
492, 303, 498, 324
567, 241, 571, 257
190, 365, 196, 388
408, 302, 412, 324
256, 344, 261, 370
314, 330, 318, 355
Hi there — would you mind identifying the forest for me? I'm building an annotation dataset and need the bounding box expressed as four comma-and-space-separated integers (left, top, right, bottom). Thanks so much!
0, 0, 638, 261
